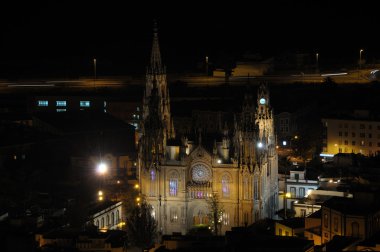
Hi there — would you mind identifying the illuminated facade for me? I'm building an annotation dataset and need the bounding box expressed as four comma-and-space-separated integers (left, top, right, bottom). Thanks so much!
322, 115, 380, 156
138, 25, 278, 235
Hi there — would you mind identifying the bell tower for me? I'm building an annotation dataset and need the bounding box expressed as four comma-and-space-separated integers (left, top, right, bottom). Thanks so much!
255, 83, 278, 219
139, 21, 175, 172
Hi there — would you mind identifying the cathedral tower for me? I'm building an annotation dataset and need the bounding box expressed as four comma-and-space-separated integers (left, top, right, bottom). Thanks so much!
139, 21, 175, 172
255, 84, 278, 219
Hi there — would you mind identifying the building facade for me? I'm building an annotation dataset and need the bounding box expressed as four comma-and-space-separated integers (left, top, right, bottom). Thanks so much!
137, 25, 278, 235
322, 114, 380, 156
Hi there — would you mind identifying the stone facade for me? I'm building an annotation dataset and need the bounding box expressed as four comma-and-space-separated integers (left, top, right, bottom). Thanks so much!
137, 24, 278, 235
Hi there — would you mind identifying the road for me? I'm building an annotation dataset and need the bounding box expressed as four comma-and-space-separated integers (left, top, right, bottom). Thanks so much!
0, 68, 377, 93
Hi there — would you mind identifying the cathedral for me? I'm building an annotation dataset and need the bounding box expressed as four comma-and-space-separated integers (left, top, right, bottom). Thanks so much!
137, 25, 278, 235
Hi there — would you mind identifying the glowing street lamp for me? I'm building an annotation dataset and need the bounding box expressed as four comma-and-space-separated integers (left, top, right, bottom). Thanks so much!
97, 162, 108, 175
257, 142, 263, 148
98, 190, 104, 201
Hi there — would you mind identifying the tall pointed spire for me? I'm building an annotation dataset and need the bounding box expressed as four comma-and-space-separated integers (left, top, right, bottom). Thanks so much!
149, 20, 164, 75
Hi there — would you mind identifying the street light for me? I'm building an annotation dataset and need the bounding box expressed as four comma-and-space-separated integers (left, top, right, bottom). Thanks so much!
359, 49, 364, 69
316, 53, 319, 73
97, 162, 108, 175
96, 162, 108, 201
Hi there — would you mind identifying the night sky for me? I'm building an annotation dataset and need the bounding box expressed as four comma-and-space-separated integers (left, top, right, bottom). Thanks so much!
0, 1, 378, 77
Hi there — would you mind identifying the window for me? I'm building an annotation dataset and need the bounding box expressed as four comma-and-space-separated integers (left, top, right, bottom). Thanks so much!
111, 212, 115, 226
56, 101, 66, 106
295, 173, 299, 180
254, 176, 259, 200
299, 188, 305, 197
169, 172, 178, 197
80, 101, 90, 107
333, 217, 338, 232
352, 132, 356, 137
285, 231, 289, 236
339, 131, 342, 136
290, 187, 296, 197
56, 109, 66, 112
106, 215, 110, 227
344, 132, 348, 137
344, 140, 348, 145
150, 170, 156, 196
352, 141, 356, 146
279, 228, 283, 236
360, 132, 365, 138
222, 174, 230, 198
38, 100, 48, 106
101, 217, 104, 228
369, 133, 372, 138
324, 214, 328, 228
116, 210, 119, 223
361, 140, 365, 146
96, 220, 99, 227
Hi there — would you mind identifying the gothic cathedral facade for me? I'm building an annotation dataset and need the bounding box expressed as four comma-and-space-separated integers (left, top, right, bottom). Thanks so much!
138, 26, 278, 235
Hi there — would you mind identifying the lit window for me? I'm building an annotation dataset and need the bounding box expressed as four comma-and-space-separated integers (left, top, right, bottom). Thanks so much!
56, 109, 66, 112
80, 101, 90, 107
56, 101, 66, 106
169, 172, 178, 197
150, 170, 156, 196
38, 100, 48, 106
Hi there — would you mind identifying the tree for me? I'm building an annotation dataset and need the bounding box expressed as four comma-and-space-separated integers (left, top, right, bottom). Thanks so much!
206, 192, 224, 236
127, 200, 157, 248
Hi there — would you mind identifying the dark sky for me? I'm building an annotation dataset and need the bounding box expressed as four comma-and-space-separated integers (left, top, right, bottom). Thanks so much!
0, 1, 378, 77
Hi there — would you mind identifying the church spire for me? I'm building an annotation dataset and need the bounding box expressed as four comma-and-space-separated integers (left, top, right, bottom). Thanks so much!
149, 20, 164, 75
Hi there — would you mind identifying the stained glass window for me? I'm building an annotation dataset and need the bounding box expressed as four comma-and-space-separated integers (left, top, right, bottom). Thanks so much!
169, 172, 178, 196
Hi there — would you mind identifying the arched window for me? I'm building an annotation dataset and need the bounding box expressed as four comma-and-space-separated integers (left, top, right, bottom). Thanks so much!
169, 172, 179, 197
106, 215, 110, 227
101, 217, 104, 228
150, 169, 156, 196
254, 176, 259, 200
352, 222, 359, 237
96, 220, 99, 227
111, 212, 115, 226
222, 174, 230, 198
